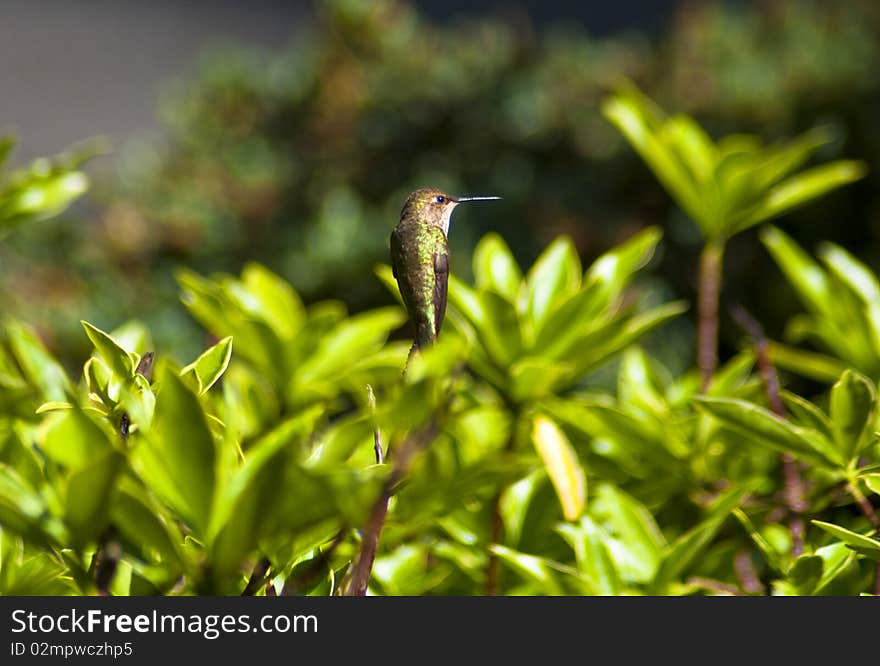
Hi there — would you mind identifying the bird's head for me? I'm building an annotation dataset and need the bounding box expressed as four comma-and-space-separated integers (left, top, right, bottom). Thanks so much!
400, 187, 500, 235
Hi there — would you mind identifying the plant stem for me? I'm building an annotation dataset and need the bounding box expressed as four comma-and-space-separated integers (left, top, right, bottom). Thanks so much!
847, 482, 880, 595
731, 305, 807, 555
344, 424, 438, 596
698, 240, 724, 392
847, 482, 879, 531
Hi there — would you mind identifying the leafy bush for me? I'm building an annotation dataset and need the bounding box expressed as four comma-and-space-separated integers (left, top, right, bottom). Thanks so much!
1, 6, 879, 595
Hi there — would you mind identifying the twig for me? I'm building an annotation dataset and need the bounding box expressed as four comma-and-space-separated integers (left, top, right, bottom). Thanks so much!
731, 305, 807, 556
344, 423, 439, 596
698, 240, 724, 392
845, 482, 880, 595
847, 482, 879, 530
734, 549, 765, 594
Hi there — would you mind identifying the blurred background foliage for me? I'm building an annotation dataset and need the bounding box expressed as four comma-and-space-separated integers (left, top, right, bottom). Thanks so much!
2, 0, 880, 597
3, 0, 880, 375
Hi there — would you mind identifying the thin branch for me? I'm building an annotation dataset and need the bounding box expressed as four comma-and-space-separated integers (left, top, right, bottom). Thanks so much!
847, 482, 880, 531
734, 549, 765, 595
846, 482, 880, 595
698, 240, 724, 392
732, 305, 807, 556
344, 423, 439, 596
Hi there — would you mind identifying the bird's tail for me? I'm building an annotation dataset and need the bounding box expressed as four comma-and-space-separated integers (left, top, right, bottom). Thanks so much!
404, 323, 436, 373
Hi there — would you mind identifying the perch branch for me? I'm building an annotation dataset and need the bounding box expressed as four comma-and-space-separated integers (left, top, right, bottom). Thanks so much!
344, 423, 439, 596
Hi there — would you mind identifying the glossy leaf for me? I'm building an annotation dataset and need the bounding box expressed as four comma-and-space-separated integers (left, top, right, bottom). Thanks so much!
531, 415, 585, 521
812, 520, 880, 560
694, 396, 845, 469
829, 370, 875, 459
134, 366, 216, 536
81, 321, 134, 380
473, 232, 522, 301
181, 336, 233, 395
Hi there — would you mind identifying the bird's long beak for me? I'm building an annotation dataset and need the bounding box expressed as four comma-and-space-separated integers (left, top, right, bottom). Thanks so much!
455, 196, 502, 203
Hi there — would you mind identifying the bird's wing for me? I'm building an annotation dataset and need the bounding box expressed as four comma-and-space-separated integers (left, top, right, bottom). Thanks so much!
432, 247, 449, 339
390, 226, 411, 314
390, 227, 401, 281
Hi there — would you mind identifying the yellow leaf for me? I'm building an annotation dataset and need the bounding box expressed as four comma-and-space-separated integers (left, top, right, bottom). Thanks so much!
532, 415, 586, 521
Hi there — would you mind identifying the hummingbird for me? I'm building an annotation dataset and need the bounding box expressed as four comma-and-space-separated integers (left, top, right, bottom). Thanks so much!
390, 187, 500, 354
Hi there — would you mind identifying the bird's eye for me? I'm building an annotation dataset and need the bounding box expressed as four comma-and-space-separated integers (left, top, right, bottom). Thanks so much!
435, 195, 446, 204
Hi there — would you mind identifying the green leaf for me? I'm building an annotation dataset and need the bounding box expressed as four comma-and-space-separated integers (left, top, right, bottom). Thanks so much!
477, 291, 523, 366
787, 555, 823, 595
64, 451, 123, 548
738, 160, 866, 231
0, 169, 89, 229
509, 357, 571, 402
829, 370, 875, 459
473, 232, 523, 301
294, 307, 405, 387
81, 321, 134, 380
814, 542, 858, 594
111, 480, 185, 569
583, 226, 662, 310
531, 415, 585, 521
760, 226, 832, 316
568, 301, 688, 380
525, 237, 581, 333
0, 465, 56, 545
651, 485, 752, 592
181, 336, 233, 395
694, 396, 845, 469
812, 520, 880, 560
240, 263, 305, 339
863, 474, 880, 496
5, 321, 71, 402
733, 508, 785, 574
602, 92, 706, 232
209, 416, 314, 580
781, 391, 833, 442
135, 366, 216, 536
488, 544, 565, 595
556, 517, 623, 595
768, 343, 847, 383
592, 483, 667, 582
41, 408, 114, 468
305, 414, 373, 469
